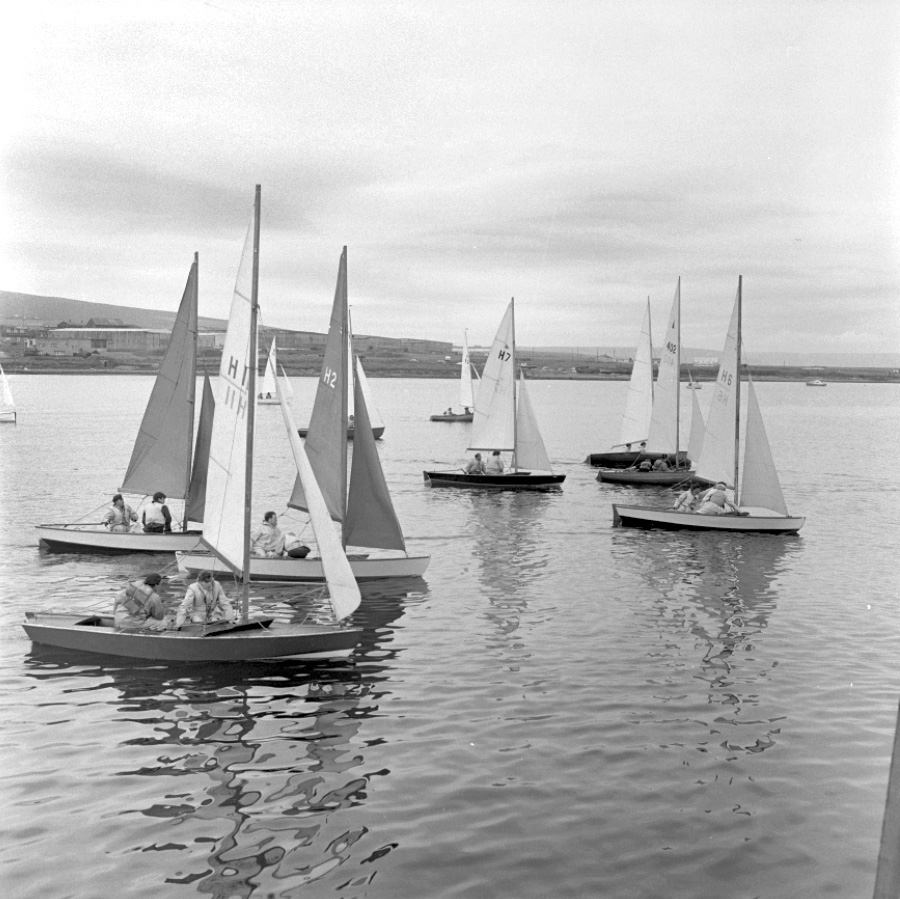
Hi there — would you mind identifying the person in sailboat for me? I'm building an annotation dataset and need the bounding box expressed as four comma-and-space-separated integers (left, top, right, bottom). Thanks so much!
465, 453, 486, 474
113, 572, 166, 629
251, 511, 286, 557
142, 491, 172, 533
174, 570, 235, 628
652, 454, 671, 472
103, 494, 138, 533
673, 484, 702, 512
485, 450, 505, 474
284, 533, 311, 558
696, 482, 741, 516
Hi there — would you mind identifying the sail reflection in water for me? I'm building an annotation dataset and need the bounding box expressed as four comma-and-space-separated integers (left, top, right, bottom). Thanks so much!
612, 529, 800, 755
21, 582, 422, 896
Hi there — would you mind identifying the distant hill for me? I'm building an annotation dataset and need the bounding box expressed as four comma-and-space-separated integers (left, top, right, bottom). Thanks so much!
0, 291, 227, 331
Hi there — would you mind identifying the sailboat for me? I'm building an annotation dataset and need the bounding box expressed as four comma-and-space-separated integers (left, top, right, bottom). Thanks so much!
613, 277, 805, 533
257, 336, 280, 404
687, 368, 702, 389
598, 279, 694, 486
178, 246, 430, 582
24, 187, 363, 660
296, 335, 385, 439
586, 300, 670, 469
0, 362, 16, 423
430, 331, 477, 421
35, 256, 213, 554
423, 299, 565, 489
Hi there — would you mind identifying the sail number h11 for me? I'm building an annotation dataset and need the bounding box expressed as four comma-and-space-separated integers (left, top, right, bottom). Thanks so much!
224, 354, 249, 418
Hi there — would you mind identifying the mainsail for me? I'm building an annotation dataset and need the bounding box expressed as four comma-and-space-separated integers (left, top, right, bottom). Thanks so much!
646, 279, 681, 454
468, 301, 516, 452
617, 299, 654, 448
121, 258, 198, 498
739, 378, 789, 515
288, 247, 407, 551
201, 213, 255, 575
696, 282, 741, 487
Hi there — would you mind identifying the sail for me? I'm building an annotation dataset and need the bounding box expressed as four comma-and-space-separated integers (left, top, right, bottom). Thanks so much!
739, 379, 789, 515
184, 373, 215, 523
460, 332, 475, 409
200, 216, 255, 574
468, 301, 516, 452
355, 359, 384, 429
121, 259, 198, 498
687, 387, 705, 464
279, 364, 295, 399
345, 359, 407, 550
617, 300, 654, 447
0, 363, 14, 416
277, 376, 360, 622
696, 283, 740, 487
515, 373, 552, 472
259, 337, 277, 398
646, 279, 681, 453
288, 248, 348, 522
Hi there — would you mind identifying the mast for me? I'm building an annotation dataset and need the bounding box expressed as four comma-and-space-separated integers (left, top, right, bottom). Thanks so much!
242, 185, 261, 623
510, 297, 518, 472
674, 276, 681, 462
182, 251, 199, 532
734, 275, 742, 497
340, 248, 350, 548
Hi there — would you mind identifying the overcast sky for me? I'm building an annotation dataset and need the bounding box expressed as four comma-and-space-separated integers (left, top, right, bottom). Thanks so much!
2, 1, 898, 353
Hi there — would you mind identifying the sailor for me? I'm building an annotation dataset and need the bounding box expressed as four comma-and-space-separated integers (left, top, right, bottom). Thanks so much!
174, 570, 235, 627
251, 511, 285, 557
114, 573, 166, 629
104, 493, 138, 533
485, 450, 505, 474
465, 453, 486, 474
696, 482, 740, 515
142, 492, 172, 532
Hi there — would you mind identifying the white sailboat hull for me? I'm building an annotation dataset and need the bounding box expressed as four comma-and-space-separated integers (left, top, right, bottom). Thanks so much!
612, 504, 805, 533
23, 612, 361, 661
176, 550, 430, 582
36, 525, 204, 554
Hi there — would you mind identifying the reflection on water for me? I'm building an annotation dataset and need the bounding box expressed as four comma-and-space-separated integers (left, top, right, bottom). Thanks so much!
614, 530, 801, 763
21, 582, 424, 897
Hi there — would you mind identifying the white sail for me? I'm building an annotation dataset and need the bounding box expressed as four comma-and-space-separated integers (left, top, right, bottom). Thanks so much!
687, 387, 705, 464
356, 358, 384, 429
278, 364, 295, 400
277, 376, 360, 621
0, 363, 15, 419
515, 374, 552, 471
468, 301, 516, 452
200, 215, 255, 575
460, 332, 475, 409
617, 300, 654, 448
646, 279, 681, 454
696, 283, 741, 487
259, 337, 278, 398
739, 379, 789, 516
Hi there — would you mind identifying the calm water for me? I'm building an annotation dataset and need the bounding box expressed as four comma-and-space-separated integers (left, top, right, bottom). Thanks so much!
1, 375, 898, 899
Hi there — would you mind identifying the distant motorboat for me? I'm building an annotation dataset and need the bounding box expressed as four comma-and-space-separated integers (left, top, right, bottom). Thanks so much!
806, 379, 827, 387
